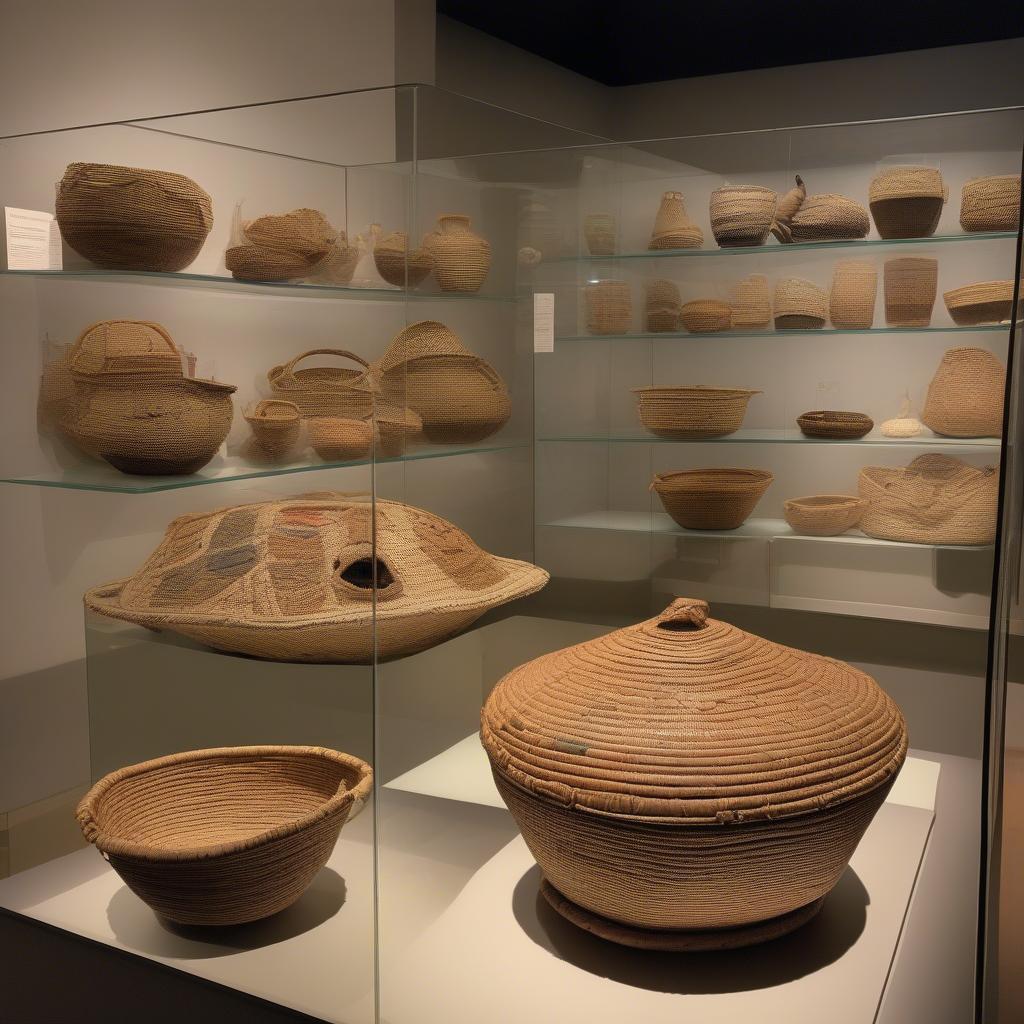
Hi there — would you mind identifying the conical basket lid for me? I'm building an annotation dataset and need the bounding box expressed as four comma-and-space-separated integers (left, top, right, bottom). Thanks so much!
482, 598, 907, 824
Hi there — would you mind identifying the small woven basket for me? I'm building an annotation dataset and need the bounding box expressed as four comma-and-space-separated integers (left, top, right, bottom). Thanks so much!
790, 194, 870, 242
959, 175, 1021, 232
797, 410, 874, 439
869, 166, 947, 239
784, 495, 867, 536
921, 347, 1006, 438
829, 261, 877, 329
680, 299, 731, 333
884, 257, 938, 327
584, 213, 617, 256
652, 468, 773, 530
774, 278, 828, 329
307, 416, 372, 461
709, 185, 777, 248
76, 745, 372, 926
374, 231, 433, 287
648, 191, 704, 250
942, 281, 1015, 326
645, 279, 681, 332
245, 400, 301, 461
268, 348, 376, 420
730, 275, 771, 328
585, 280, 632, 335
426, 214, 491, 292
633, 386, 760, 439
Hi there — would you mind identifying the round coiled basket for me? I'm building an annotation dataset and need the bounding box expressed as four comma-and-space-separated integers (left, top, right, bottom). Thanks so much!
789, 194, 870, 242
784, 495, 867, 536
374, 231, 433, 288
307, 416, 373, 461
709, 185, 777, 248
633, 385, 761, 438
225, 207, 337, 282
680, 299, 731, 333
797, 410, 874, 439
652, 468, 773, 530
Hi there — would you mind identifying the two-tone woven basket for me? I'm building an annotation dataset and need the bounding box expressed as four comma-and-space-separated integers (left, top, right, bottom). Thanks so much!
884, 257, 938, 327
774, 278, 828, 329
652, 468, 773, 530
634, 386, 760, 438
645, 279, 681, 332
709, 185, 777, 248
869, 166, 947, 239
648, 191, 704, 250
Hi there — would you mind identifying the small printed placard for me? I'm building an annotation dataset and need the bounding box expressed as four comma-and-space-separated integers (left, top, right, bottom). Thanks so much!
533, 292, 554, 353
4, 207, 62, 270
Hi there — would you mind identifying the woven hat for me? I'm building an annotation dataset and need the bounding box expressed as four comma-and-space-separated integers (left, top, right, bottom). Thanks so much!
85, 494, 548, 662
921, 347, 1006, 438
481, 598, 907, 944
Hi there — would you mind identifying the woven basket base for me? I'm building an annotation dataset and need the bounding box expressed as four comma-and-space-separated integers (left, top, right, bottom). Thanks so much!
104, 453, 217, 476
539, 878, 826, 951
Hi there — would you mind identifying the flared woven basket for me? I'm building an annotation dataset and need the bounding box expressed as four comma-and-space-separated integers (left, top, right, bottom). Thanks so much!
245, 399, 302, 461
790, 194, 869, 242
481, 597, 907, 943
858, 454, 998, 545
829, 261, 877, 329
307, 417, 372, 461
585, 280, 632, 335
648, 191, 704, 250
774, 278, 828, 329
268, 348, 376, 420
374, 232, 433, 287
652, 468, 773, 530
225, 208, 337, 282
680, 299, 731, 333
797, 410, 874, 439
709, 185, 777, 248
921, 347, 1006, 438
784, 495, 866, 536
76, 745, 372, 926
84, 494, 549, 662
959, 175, 1021, 232
869, 166, 947, 239
884, 257, 938, 327
55, 162, 213, 272
633, 386, 761, 439
942, 281, 1015, 326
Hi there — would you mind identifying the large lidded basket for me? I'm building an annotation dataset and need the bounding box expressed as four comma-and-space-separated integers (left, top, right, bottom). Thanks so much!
481, 598, 908, 949
84, 494, 549, 662
76, 745, 372, 926
633, 386, 760, 439
55, 162, 213, 272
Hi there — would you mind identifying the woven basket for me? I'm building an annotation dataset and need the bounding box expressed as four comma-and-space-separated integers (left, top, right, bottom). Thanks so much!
943, 281, 1015, 326
771, 175, 806, 243
481, 598, 906, 943
306, 236, 360, 286
648, 191, 704, 250
784, 495, 866, 536
829, 261, 877, 329
76, 745, 372, 926
584, 213, 616, 256
730, 275, 771, 329
633, 386, 760, 439
774, 278, 828, 329
797, 410, 874, 439
790, 195, 870, 242
645, 279, 681, 332
426, 215, 491, 292
373, 231, 433, 287
307, 416, 372, 461
225, 208, 337, 282
652, 468, 773, 530
869, 167, 947, 239
245, 400, 301, 461
585, 280, 632, 335
921, 347, 1006, 438
859, 454, 998, 545
680, 299, 731, 333
960, 175, 1021, 232
55, 162, 213, 272
884, 257, 938, 327
268, 348, 376, 420
709, 186, 777, 248
85, 494, 549, 661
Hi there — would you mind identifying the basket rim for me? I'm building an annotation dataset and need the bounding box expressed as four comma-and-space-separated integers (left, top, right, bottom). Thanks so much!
632, 386, 761, 397
797, 410, 873, 423
652, 468, 774, 492
784, 494, 866, 511
942, 280, 1015, 306
76, 745, 373, 863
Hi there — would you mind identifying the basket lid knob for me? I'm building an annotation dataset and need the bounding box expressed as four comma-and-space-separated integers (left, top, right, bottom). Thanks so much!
656, 597, 710, 630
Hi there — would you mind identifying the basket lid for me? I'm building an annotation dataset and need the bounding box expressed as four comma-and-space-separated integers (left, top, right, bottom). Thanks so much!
69, 320, 184, 378
481, 598, 907, 824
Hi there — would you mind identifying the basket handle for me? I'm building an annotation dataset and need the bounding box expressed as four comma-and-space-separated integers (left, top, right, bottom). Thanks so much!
271, 348, 373, 390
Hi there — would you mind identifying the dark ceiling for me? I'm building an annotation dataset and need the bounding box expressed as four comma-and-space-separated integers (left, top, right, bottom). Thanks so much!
438, 0, 1024, 87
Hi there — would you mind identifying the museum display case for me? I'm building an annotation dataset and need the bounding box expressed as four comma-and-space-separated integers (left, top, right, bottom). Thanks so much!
0, 87, 1021, 1023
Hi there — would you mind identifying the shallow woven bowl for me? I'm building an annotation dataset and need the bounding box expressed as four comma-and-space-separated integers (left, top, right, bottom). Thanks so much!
943, 281, 1015, 326
76, 745, 372, 926
308, 416, 372, 461
797, 410, 874, 440
680, 300, 731, 333
652, 468, 773, 530
784, 495, 867, 536
634, 386, 760, 439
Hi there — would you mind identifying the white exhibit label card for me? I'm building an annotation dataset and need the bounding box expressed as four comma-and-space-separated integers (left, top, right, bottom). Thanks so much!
4, 207, 62, 270
533, 292, 554, 352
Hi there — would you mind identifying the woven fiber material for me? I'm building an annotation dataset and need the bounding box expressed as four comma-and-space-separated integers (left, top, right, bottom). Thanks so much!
585, 280, 632, 335
85, 494, 549, 662
680, 300, 731, 333
373, 404, 424, 457
307, 417, 372, 461
584, 213, 616, 256
709, 186, 777, 248
790, 194, 869, 242
829, 261, 877, 329
374, 231, 433, 287
633, 386, 761, 439
884, 257, 938, 327
644, 279, 681, 332
960, 175, 1021, 232
797, 410, 873, 439
921, 347, 1006, 438
55, 162, 213, 272
426, 215, 491, 293
225, 208, 336, 282
943, 281, 1015, 326
652, 468, 773, 529
730, 275, 771, 328
481, 597, 907, 932
245, 400, 301, 461
268, 348, 376, 420
869, 167, 947, 239
648, 192, 704, 250
375, 321, 511, 443
76, 745, 372, 926
774, 278, 828, 329
770, 175, 806, 243
784, 495, 866, 536
859, 454, 998, 545
306, 235, 360, 286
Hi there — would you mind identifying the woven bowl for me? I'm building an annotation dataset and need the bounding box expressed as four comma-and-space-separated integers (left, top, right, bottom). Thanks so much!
634, 386, 760, 439
784, 495, 867, 536
680, 299, 731, 333
76, 745, 372, 926
797, 411, 874, 439
374, 233, 433, 288
245, 400, 302, 461
652, 468, 773, 530
308, 416, 372, 461
869, 167, 946, 239
709, 186, 778, 247
943, 281, 1015, 326
960, 175, 1021, 232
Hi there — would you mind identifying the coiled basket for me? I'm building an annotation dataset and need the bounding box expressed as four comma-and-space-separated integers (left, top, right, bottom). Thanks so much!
633, 386, 760, 439
652, 468, 773, 530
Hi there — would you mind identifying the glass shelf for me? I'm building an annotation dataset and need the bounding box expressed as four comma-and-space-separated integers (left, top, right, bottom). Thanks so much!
537, 429, 1002, 448
0, 439, 529, 494
557, 324, 1014, 342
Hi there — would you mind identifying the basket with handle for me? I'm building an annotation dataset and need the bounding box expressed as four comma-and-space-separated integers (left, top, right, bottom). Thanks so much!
268, 348, 376, 420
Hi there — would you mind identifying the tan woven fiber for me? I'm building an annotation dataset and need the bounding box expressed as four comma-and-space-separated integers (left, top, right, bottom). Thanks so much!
797, 410, 874, 439
55, 162, 213, 272
645, 279, 681, 332
245, 400, 301, 461
648, 191, 704, 250
730, 275, 771, 328
830, 261, 877, 329
633, 386, 760, 439
784, 495, 866, 536
306, 234, 360, 286
858, 454, 998, 545
709, 185, 777, 248
960, 175, 1021, 232
680, 300, 731, 333
373, 231, 433, 287
869, 166, 947, 239
770, 174, 806, 242
426, 215, 491, 292
268, 348, 376, 420
584, 213, 617, 256
85, 494, 549, 662
921, 347, 1006, 438
790, 194, 870, 242
481, 598, 907, 936
884, 257, 938, 327
307, 417, 372, 461
373, 404, 424, 457
76, 745, 372, 926
225, 208, 337, 282
943, 281, 1015, 326
375, 321, 511, 443
652, 468, 773, 529
774, 278, 828, 329
585, 280, 632, 335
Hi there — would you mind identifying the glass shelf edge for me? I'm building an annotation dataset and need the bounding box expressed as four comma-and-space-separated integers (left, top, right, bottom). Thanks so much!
536, 435, 1003, 448
556, 324, 1015, 342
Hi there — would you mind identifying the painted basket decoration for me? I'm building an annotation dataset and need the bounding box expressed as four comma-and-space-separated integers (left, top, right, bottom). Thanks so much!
76, 745, 372, 926
84, 494, 549, 662
481, 597, 908, 949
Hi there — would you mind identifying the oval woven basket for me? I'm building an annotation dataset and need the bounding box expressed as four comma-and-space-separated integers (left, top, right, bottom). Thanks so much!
648, 191, 704, 250
55, 162, 213, 272
76, 745, 372, 926
960, 175, 1021, 232
784, 495, 866, 536
481, 598, 907, 945
84, 494, 549, 662
374, 231, 433, 287
774, 278, 828, 329
652, 468, 773, 530
942, 281, 1015, 326
790, 194, 869, 242
680, 299, 731, 333
884, 257, 938, 327
307, 416, 372, 461
921, 347, 1006, 438
225, 207, 337, 282
245, 400, 302, 461
869, 166, 947, 239
585, 280, 632, 335
268, 348, 376, 420
797, 410, 874, 439
829, 261, 877, 329
858, 454, 998, 545
426, 214, 491, 292
633, 386, 761, 439
709, 185, 777, 248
